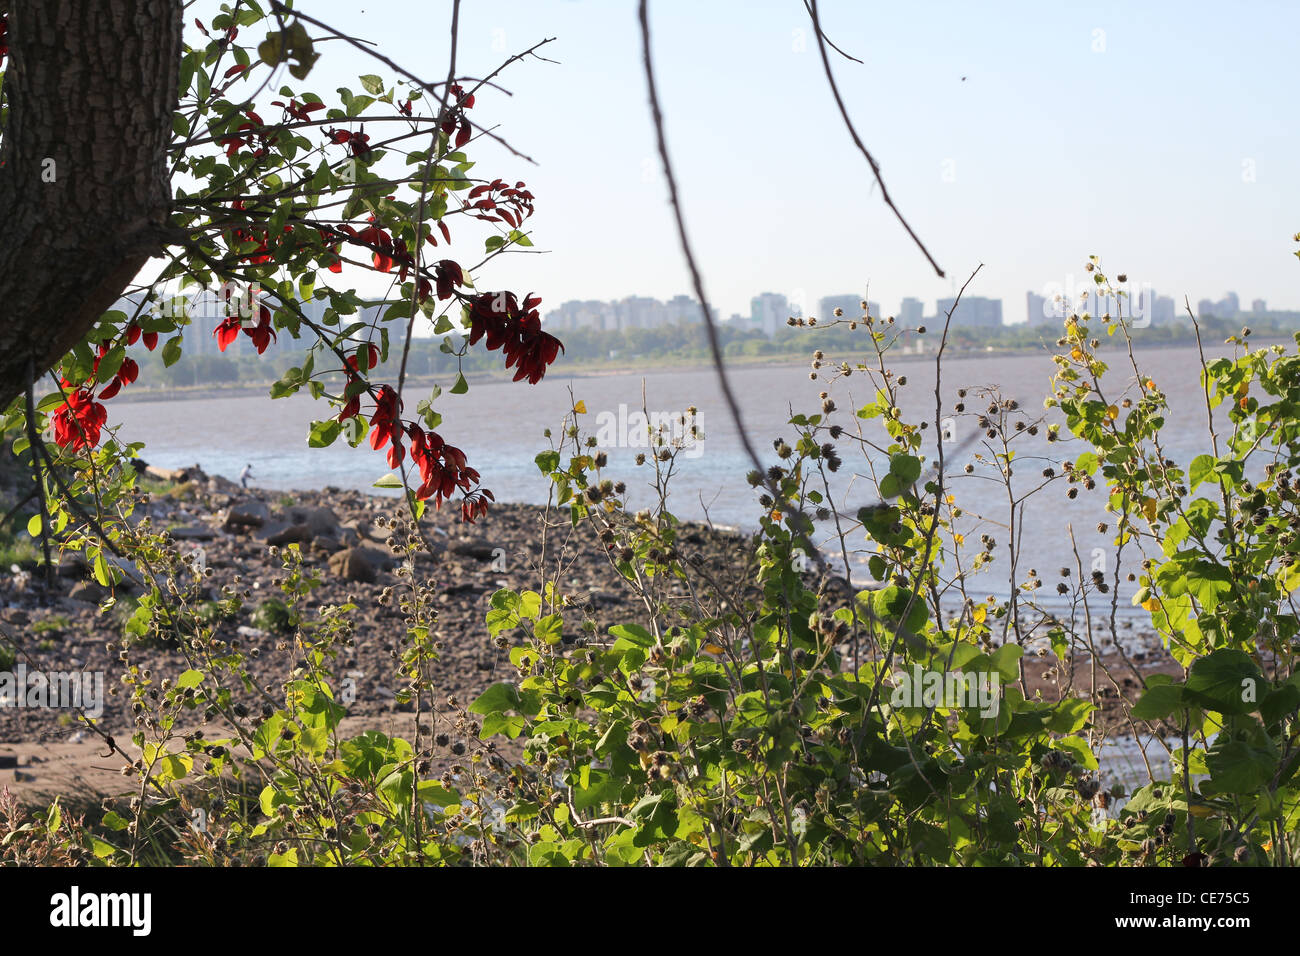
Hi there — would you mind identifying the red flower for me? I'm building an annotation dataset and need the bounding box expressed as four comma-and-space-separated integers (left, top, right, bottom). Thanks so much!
434, 259, 465, 300
51, 387, 107, 450
325, 126, 371, 157
243, 303, 277, 354
214, 317, 241, 352
461, 489, 494, 523
466, 292, 517, 351
276, 99, 326, 123
449, 83, 476, 110
504, 307, 563, 385
368, 385, 403, 457
465, 292, 563, 384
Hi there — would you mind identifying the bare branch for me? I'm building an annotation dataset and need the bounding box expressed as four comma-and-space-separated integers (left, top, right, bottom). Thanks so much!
807, 0, 944, 278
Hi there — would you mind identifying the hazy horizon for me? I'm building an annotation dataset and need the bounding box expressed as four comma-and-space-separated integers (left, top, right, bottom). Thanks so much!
262, 0, 1299, 326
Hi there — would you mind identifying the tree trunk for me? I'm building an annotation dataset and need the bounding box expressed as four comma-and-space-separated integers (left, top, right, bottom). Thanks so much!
0, 0, 180, 410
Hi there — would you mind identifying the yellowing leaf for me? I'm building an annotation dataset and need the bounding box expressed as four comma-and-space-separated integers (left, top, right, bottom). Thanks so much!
1106, 404, 1119, 420
573, 400, 587, 414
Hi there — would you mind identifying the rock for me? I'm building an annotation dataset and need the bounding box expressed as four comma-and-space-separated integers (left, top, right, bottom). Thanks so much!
329, 547, 377, 583
222, 499, 270, 532
450, 537, 502, 561
170, 525, 214, 541
68, 581, 107, 603
261, 522, 312, 546
284, 505, 341, 539
312, 534, 342, 555
144, 465, 188, 483
236, 625, 269, 640
206, 475, 243, 495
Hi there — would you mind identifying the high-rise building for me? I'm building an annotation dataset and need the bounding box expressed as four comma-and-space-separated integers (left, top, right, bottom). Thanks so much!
897, 297, 923, 326
1197, 298, 1218, 319
665, 294, 702, 324
615, 296, 667, 330
818, 294, 873, 321
1025, 291, 1056, 327
1153, 296, 1177, 325
1252, 298, 1268, 314
750, 292, 789, 338
937, 296, 1002, 328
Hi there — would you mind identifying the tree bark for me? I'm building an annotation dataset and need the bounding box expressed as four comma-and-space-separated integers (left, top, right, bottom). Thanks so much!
0, 0, 181, 410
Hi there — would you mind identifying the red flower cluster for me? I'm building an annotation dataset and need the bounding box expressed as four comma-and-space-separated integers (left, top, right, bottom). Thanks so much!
442, 83, 476, 148
214, 297, 277, 355
466, 179, 535, 230
124, 321, 159, 353
219, 109, 271, 159
434, 259, 465, 300
465, 292, 563, 384
275, 98, 326, 123
408, 424, 485, 511
51, 384, 107, 451
0, 16, 9, 67
335, 346, 380, 422
325, 126, 372, 157
367, 385, 405, 469
339, 380, 492, 520
97, 352, 139, 401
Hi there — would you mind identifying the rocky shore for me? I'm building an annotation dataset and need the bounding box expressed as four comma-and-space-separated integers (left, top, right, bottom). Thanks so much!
0, 466, 1180, 797
0, 468, 754, 753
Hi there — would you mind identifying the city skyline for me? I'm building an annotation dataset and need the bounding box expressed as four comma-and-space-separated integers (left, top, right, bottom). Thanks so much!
540, 284, 1293, 337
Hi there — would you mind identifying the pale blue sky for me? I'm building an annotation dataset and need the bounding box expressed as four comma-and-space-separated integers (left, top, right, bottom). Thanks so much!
234, 1, 1298, 323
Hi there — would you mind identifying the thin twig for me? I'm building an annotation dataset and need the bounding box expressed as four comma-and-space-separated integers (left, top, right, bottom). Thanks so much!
806, 0, 944, 278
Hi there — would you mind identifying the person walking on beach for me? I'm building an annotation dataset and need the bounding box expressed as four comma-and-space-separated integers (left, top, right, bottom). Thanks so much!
239, 463, 253, 489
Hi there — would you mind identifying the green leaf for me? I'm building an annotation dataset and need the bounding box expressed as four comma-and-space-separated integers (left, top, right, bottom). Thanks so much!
469, 682, 521, 715
1188, 454, 1215, 490
535, 450, 560, 474
308, 419, 341, 448
176, 669, 205, 690
609, 623, 655, 649
95, 345, 125, 383
1205, 737, 1274, 793
359, 74, 385, 94
868, 585, 928, 635
533, 613, 564, 645
451, 372, 468, 394
1131, 680, 1185, 721
162, 336, 183, 367
985, 643, 1023, 682
372, 473, 404, 489
888, 453, 921, 485
1184, 648, 1263, 715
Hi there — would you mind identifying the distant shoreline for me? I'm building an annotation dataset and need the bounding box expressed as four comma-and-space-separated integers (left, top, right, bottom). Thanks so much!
103, 334, 1286, 405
